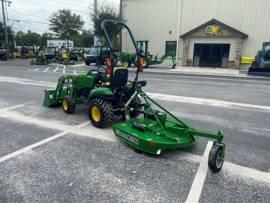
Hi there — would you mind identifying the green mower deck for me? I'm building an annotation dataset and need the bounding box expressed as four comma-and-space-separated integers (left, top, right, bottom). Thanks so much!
113, 84, 225, 173
113, 117, 197, 155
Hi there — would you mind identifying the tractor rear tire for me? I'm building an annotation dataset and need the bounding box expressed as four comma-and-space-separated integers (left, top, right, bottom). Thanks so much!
89, 98, 114, 128
208, 143, 224, 173
62, 96, 76, 114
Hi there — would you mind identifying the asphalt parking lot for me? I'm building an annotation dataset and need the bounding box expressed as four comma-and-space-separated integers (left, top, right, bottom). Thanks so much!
0, 59, 269, 202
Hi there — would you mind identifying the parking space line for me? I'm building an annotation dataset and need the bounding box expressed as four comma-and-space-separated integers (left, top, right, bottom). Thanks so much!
43, 67, 50, 72
223, 161, 270, 185
0, 104, 24, 113
148, 92, 270, 112
0, 111, 117, 143
53, 66, 58, 72
34, 68, 40, 71
186, 141, 213, 203
0, 110, 269, 184
0, 121, 90, 163
0, 76, 55, 87
1, 75, 270, 113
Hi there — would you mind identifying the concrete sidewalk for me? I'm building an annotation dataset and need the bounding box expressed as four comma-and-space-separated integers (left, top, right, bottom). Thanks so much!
138, 65, 264, 79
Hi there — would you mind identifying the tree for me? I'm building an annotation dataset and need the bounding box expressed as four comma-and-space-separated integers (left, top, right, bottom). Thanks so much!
0, 22, 15, 49
49, 9, 84, 48
15, 31, 42, 46
72, 30, 94, 47
40, 33, 49, 47
91, 5, 123, 48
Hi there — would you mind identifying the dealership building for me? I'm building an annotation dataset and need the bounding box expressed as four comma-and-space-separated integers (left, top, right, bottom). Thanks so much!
121, 0, 270, 68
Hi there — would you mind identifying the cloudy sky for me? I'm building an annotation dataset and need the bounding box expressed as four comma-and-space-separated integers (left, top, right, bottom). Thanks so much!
4, 0, 119, 33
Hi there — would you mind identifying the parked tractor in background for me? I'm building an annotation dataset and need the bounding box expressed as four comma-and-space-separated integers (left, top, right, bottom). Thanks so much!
31, 46, 58, 65
84, 45, 111, 66
119, 40, 176, 68
31, 46, 74, 65
59, 47, 74, 65
0, 46, 8, 60
21, 45, 36, 59
69, 48, 84, 61
248, 42, 270, 76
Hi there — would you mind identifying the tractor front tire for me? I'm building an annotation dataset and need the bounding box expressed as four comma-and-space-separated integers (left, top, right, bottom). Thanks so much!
89, 98, 114, 128
62, 96, 76, 114
208, 143, 224, 173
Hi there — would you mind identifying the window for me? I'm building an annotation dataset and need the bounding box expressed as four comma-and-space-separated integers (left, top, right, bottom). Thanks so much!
165, 41, 177, 56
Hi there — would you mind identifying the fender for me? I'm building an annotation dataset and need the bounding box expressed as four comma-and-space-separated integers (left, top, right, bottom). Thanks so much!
88, 87, 114, 100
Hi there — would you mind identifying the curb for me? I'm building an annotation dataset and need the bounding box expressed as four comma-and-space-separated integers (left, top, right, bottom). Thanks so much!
129, 69, 269, 81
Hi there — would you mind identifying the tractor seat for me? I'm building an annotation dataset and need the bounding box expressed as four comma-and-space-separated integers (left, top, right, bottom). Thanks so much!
111, 68, 128, 89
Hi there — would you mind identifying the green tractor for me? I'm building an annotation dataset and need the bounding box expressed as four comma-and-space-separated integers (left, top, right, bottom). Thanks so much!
31, 46, 74, 65
43, 20, 144, 128
31, 46, 59, 65
119, 40, 176, 68
44, 20, 225, 173
118, 52, 136, 68
69, 48, 84, 61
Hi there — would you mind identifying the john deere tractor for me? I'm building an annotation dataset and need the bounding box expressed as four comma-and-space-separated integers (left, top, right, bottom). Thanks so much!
43, 20, 226, 173
119, 40, 176, 68
43, 19, 145, 127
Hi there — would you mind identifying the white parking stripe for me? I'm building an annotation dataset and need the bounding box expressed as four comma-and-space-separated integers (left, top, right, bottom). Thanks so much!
0, 104, 24, 113
53, 66, 58, 72
0, 121, 90, 163
223, 162, 270, 185
34, 68, 39, 71
148, 78, 270, 87
0, 111, 117, 143
186, 141, 213, 203
0, 76, 55, 87
0, 110, 269, 184
148, 92, 270, 112
1, 75, 270, 112
43, 67, 50, 72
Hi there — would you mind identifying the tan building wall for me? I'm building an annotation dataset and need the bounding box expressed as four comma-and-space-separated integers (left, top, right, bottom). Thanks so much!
180, 0, 270, 57
122, 0, 180, 57
122, 0, 270, 67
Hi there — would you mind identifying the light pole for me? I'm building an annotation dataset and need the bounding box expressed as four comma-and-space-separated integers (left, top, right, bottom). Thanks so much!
94, 0, 99, 45
1, 0, 10, 56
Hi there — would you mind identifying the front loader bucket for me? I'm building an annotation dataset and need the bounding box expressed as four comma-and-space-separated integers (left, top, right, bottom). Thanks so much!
43, 89, 57, 107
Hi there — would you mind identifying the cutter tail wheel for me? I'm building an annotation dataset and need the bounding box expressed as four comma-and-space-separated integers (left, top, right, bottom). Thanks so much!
208, 142, 225, 173
62, 96, 76, 113
89, 98, 114, 128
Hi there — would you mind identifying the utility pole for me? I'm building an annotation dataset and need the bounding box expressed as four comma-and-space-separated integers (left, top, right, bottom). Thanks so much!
1, 0, 9, 56
93, 0, 99, 45
94, 0, 97, 17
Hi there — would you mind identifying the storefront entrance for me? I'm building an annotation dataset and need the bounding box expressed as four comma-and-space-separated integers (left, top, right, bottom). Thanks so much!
193, 43, 230, 67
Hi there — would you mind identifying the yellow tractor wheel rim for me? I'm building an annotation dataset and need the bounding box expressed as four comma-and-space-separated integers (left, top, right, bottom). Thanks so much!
123, 62, 129, 68
91, 106, 101, 122
63, 100, 68, 111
